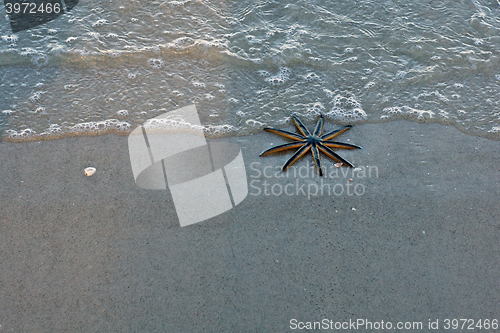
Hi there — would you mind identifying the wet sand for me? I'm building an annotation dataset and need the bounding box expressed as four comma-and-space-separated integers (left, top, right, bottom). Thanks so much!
0, 120, 499, 332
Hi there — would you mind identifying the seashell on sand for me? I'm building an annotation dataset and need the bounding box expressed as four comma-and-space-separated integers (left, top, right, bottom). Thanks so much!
84, 167, 96, 177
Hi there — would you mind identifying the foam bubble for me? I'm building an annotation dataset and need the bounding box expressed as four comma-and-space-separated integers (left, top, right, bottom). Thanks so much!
169, 37, 194, 49
204, 124, 235, 136
192, 81, 206, 88
91, 6, 104, 13
143, 116, 234, 136
5, 124, 66, 141
171, 90, 184, 97
363, 81, 376, 89
169, 0, 191, 6
265, 67, 291, 85
64, 84, 79, 90
409, 108, 434, 120
29, 91, 44, 103
20, 48, 37, 57
325, 94, 367, 122
148, 58, 165, 69
323, 89, 335, 99
70, 119, 131, 134
92, 19, 108, 27
195, 39, 227, 50
438, 109, 450, 120
34, 106, 46, 114
332, 94, 361, 109
258, 70, 271, 77
435, 91, 449, 102
87, 32, 100, 39
327, 107, 367, 122
107, 52, 120, 58
381, 106, 403, 117
304, 72, 320, 82
117, 110, 129, 118
246, 35, 259, 45
204, 93, 215, 100
1, 35, 18, 44
245, 119, 264, 127
381, 106, 435, 121
6, 128, 36, 140
305, 102, 325, 115
45, 124, 63, 135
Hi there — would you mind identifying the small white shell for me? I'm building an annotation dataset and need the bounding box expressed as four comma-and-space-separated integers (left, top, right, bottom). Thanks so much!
84, 167, 96, 177
334, 162, 343, 168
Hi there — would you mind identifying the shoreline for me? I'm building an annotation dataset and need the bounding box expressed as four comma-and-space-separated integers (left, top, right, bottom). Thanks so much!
1, 120, 499, 331
2, 116, 500, 144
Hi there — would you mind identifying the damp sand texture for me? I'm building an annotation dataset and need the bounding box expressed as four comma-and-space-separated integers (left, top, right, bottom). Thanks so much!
0, 121, 499, 332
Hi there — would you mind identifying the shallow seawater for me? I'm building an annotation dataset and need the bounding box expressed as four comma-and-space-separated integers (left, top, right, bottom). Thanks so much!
1, 0, 500, 141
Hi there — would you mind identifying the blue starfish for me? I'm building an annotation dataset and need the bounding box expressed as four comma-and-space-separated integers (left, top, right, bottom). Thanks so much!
260, 114, 361, 176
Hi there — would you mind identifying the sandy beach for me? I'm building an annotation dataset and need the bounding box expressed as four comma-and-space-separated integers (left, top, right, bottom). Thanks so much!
0, 120, 499, 332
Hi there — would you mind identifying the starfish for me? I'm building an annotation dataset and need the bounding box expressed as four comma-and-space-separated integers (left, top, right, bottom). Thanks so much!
260, 114, 361, 176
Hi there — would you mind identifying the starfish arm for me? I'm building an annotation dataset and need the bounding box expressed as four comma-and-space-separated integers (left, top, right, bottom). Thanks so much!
263, 128, 305, 141
313, 115, 324, 136
291, 114, 312, 137
317, 143, 355, 167
321, 140, 362, 150
260, 141, 307, 156
282, 144, 311, 172
320, 125, 352, 140
311, 145, 323, 176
